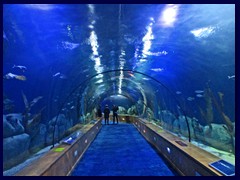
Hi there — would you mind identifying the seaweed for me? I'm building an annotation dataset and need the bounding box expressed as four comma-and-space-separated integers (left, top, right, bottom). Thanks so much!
198, 86, 213, 130
204, 86, 235, 154
21, 91, 43, 129
25, 106, 46, 137
208, 90, 234, 133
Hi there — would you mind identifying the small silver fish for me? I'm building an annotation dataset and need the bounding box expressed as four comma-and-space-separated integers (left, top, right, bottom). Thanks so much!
176, 91, 182, 95
228, 75, 235, 79
53, 72, 61, 77
151, 68, 164, 72
187, 97, 195, 101
59, 74, 67, 79
194, 90, 204, 94
12, 65, 27, 71
196, 94, 204, 98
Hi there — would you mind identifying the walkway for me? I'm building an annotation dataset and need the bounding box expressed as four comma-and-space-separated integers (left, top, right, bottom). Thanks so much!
71, 122, 177, 176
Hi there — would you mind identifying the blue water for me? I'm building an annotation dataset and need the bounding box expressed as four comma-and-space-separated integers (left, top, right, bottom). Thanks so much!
71, 123, 177, 176
3, 5, 235, 121
3, 4, 235, 160
3, 4, 235, 174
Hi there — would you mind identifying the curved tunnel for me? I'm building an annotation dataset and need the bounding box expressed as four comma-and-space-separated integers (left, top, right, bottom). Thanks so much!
51, 69, 191, 147
3, 4, 235, 175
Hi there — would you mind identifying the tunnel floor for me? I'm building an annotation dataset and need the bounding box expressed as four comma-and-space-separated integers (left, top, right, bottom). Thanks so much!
71, 122, 177, 176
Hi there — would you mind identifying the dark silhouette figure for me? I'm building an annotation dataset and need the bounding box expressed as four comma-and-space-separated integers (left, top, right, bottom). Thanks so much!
103, 104, 110, 125
112, 105, 119, 124
97, 105, 102, 118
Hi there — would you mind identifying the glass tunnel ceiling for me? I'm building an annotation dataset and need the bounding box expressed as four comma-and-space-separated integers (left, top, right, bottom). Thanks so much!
3, 4, 236, 172
66, 70, 173, 117
3, 4, 235, 118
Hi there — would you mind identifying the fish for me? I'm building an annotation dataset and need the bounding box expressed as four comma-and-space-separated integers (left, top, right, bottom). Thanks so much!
53, 72, 61, 77
187, 97, 195, 101
151, 68, 164, 72
53, 72, 67, 79
12, 65, 27, 71
194, 90, 204, 94
59, 74, 67, 79
176, 91, 182, 95
196, 94, 204, 98
228, 75, 235, 79
3, 73, 26, 81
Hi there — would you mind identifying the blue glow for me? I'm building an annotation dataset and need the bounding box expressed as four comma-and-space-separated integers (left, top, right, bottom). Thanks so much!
24, 4, 55, 11
88, 4, 103, 78
159, 4, 179, 27
142, 22, 154, 59
190, 26, 215, 39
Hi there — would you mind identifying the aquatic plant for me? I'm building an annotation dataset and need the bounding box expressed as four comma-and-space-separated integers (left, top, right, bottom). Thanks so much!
21, 91, 43, 129
25, 107, 46, 137
198, 86, 213, 131
207, 90, 235, 154
198, 82, 234, 154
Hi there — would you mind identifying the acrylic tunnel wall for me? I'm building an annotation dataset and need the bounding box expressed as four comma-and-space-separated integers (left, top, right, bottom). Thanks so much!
3, 4, 235, 175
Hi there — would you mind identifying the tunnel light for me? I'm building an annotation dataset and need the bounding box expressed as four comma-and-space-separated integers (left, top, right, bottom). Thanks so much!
85, 139, 88, 144
88, 4, 103, 78
96, 126, 98, 129
167, 147, 171, 154
88, 24, 94, 29
159, 4, 179, 27
154, 137, 156, 141
143, 129, 146, 133
88, 4, 95, 14
142, 23, 153, 57
118, 70, 124, 94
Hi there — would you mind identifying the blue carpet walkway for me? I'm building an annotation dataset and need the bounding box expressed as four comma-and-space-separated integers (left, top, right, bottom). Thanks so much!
71, 122, 176, 176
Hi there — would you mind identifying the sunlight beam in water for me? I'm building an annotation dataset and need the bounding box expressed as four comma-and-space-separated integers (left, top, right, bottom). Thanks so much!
159, 4, 179, 27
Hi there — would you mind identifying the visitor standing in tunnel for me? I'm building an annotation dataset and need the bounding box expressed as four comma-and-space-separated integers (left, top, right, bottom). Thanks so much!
97, 105, 102, 119
112, 105, 119, 124
103, 104, 110, 125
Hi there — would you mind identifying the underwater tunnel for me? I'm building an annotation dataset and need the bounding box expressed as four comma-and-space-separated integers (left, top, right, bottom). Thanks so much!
3, 4, 235, 176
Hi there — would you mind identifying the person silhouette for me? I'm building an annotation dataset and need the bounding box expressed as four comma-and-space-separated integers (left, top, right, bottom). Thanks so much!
97, 105, 102, 118
112, 105, 119, 124
103, 104, 110, 125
